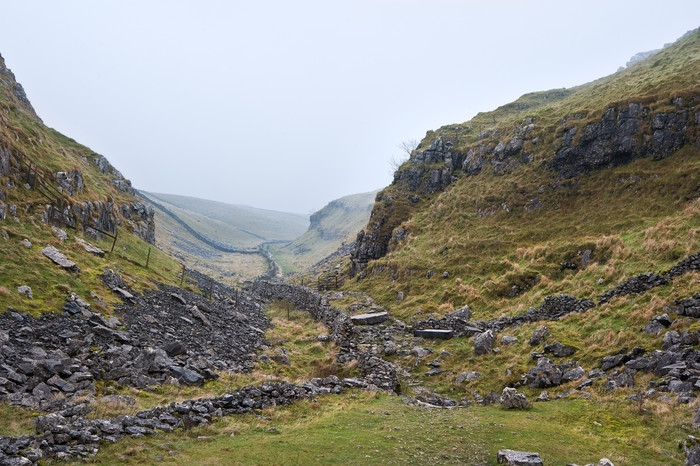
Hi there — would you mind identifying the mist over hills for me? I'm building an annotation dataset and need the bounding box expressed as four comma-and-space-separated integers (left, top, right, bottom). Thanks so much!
1, 27, 700, 465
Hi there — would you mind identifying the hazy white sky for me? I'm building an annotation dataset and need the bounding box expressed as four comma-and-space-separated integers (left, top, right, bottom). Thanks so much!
1, 1, 698, 213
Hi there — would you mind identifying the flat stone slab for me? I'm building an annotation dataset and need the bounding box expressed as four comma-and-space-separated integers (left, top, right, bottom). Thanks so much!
42, 246, 79, 272
413, 329, 453, 339
113, 287, 135, 301
76, 238, 105, 257
351, 312, 388, 325
497, 449, 543, 466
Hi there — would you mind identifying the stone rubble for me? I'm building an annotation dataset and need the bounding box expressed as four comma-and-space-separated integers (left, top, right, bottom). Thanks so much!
0, 378, 347, 464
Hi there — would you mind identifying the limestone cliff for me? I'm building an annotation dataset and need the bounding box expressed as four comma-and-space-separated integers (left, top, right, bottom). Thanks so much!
351, 29, 700, 271
0, 53, 155, 243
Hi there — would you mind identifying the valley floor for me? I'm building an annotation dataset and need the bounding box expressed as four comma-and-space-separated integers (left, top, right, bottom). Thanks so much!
89, 392, 684, 465
2, 253, 700, 465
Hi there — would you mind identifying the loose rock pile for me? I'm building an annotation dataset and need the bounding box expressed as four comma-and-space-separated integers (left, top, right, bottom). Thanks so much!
0, 270, 272, 413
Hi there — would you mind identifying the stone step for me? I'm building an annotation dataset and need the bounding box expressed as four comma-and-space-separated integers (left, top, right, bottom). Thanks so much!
350, 312, 388, 325
413, 329, 453, 339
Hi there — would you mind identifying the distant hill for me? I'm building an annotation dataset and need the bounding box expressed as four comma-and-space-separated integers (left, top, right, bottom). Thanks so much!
271, 190, 378, 272
140, 191, 309, 281
142, 191, 308, 246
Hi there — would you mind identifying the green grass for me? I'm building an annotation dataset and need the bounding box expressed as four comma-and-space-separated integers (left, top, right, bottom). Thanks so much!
0, 212, 184, 317
256, 300, 353, 381
89, 391, 688, 465
0, 403, 36, 437
348, 145, 700, 322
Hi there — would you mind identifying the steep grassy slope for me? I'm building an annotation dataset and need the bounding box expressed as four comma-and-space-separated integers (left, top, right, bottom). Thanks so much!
347, 29, 700, 320
272, 190, 378, 272
299, 30, 700, 454
0, 53, 183, 315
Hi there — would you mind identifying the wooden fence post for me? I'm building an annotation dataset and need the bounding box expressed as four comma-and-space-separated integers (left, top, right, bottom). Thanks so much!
180, 264, 185, 287
110, 229, 119, 254
145, 247, 151, 268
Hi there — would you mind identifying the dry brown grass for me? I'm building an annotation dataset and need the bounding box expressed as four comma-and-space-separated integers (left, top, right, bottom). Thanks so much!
515, 244, 549, 264
643, 219, 680, 255
595, 235, 627, 261
438, 302, 454, 313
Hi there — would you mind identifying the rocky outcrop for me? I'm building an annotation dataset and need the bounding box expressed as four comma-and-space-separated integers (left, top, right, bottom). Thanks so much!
56, 170, 84, 196
0, 150, 155, 245
41, 246, 79, 272
525, 358, 584, 388
550, 102, 698, 178
497, 449, 543, 466
596, 341, 700, 403
351, 96, 698, 270
0, 144, 11, 177
91, 156, 134, 195
473, 330, 495, 356
672, 293, 700, 317
350, 137, 459, 267
0, 53, 41, 121
500, 387, 530, 409
121, 201, 156, 243
393, 137, 456, 194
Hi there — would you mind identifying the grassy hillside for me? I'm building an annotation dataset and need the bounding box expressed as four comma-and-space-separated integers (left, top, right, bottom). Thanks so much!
270, 30, 700, 457
346, 29, 700, 320
149, 200, 269, 283
272, 190, 378, 273
144, 191, 308, 247
2, 31, 700, 464
141, 191, 311, 280
0, 53, 185, 316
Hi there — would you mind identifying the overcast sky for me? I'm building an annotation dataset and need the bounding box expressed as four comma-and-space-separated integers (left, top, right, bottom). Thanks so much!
0, 1, 698, 214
